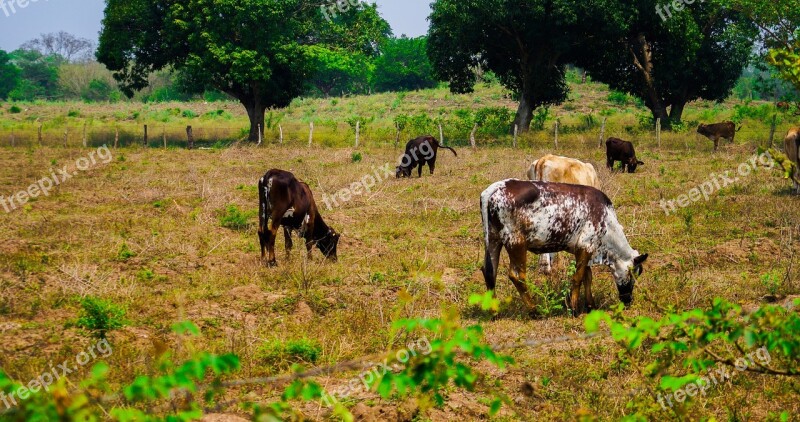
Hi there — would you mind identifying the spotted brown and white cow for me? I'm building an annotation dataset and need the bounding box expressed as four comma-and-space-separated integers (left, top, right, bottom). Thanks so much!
480, 179, 648, 316
258, 169, 340, 267
527, 154, 601, 274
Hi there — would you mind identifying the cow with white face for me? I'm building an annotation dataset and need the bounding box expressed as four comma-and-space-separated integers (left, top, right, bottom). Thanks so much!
480, 179, 648, 316
527, 154, 600, 274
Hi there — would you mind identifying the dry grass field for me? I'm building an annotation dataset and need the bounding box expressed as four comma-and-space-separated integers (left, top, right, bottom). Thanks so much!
0, 125, 798, 420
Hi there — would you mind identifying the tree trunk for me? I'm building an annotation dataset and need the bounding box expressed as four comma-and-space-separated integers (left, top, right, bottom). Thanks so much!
668, 100, 686, 124
243, 100, 266, 142
513, 93, 534, 132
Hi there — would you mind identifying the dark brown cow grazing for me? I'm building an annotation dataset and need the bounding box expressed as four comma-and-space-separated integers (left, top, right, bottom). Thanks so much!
697, 121, 742, 151
396, 135, 457, 178
258, 169, 340, 266
481, 180, 648, 316
606, 138, 644, 173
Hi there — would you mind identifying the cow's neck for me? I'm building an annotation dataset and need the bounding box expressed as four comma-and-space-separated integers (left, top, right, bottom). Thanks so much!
596, 210, 637, 265
311, 213, 330, 240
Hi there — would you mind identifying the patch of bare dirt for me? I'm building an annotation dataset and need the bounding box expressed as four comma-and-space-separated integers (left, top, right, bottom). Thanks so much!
707, 238, 780, 265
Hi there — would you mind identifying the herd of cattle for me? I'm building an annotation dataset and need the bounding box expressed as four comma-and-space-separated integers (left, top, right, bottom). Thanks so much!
257, 124, 800, 317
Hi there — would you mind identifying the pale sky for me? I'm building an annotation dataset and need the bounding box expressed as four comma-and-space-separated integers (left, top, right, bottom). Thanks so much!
0, 0, 431, 52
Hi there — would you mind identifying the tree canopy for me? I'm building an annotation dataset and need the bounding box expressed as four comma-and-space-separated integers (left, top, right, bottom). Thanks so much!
97, 0, 390, 141
373, 36, 438, 93
0, 50, 20, 100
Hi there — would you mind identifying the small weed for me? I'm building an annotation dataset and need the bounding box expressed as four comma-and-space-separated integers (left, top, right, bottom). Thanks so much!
76, 296, 127, 339
351, 151, 363, 163
256, 338, 321, 371
219, 205, 255, 230
117, 243, 136, 261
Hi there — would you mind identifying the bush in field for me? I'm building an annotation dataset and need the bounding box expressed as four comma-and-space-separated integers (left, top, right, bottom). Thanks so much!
8, 105, 21, 113
219, 205, 255, 230
256, 338, 322, 371
732, 102, 775, 124
475, 106, 514, 136
76, 296, 127, 339
607, 90, 629, 105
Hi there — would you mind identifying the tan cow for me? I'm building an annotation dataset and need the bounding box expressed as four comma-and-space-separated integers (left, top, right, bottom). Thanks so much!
527, 155, 601, 273
786, 128, 800, 194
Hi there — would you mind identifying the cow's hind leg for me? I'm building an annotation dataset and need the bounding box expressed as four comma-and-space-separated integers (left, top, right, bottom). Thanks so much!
417, 162, 424, 178
428, 159, 436, 175
508, 245, 536, 311
583, 265, 594, 312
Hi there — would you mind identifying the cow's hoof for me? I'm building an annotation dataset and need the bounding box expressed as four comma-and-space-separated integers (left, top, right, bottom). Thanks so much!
266, 260, 277, 268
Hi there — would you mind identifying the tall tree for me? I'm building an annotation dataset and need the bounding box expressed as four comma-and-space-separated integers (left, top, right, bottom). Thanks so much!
8, 49, 63, 100
0, 50, 20, 100
306, 46, 372, 97
428, 0, 626, 131
373, 36, 438, 93
97, 0, 389, 141
21, 31, 95, 63
576, 0, 757, 127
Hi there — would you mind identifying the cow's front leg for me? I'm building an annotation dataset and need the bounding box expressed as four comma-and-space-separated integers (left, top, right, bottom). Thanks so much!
508, 246, 536, 311
265, 224, 280, 267
283, 227, 293, 259
569, 251, 591, 316
428, 160, 436, 175
417, 163, 424, 178
583, 265, 594, 312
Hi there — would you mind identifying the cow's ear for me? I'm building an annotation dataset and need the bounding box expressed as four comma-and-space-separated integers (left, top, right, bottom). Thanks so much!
637, 160, 645, 165
634, 254, 649, 265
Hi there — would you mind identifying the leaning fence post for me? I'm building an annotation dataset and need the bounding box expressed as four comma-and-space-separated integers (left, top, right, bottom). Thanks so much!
257, 124, 263, 146
308, 122, 314, 147
186, 125, 194, 150
513, 124, 519, 148
598, 117, 606, 148
470, 123, 478, 149
554, 120, 559, 149
768, 113, 777, 147
355, 121, 360, 148
656, 118, 661, 149
438, 124, 444, 146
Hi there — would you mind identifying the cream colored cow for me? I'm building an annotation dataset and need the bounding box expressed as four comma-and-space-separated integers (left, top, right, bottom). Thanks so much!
527, 154, 601, 273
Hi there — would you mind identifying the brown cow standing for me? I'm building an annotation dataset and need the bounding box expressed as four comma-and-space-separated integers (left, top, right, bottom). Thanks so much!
697, 121, 742, 151
786, 128, 800, 194
606, 138, 644, 173
258, 169, 340, 266
396, 135, 457, 178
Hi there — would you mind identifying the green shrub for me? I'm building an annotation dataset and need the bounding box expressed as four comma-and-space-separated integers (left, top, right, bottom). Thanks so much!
117, 243, 136, 261
9, 105, 22, 114
607, 90, 630, 106
67, 109, 80, 117
182, 109, 198, 118
256, 338, 322, 370
219, 205, 255, 230
76, 296, 127, 339
351, 151, 363, 163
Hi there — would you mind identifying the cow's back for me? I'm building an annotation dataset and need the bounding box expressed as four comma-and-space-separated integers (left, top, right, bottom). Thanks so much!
529, 155, 600, 188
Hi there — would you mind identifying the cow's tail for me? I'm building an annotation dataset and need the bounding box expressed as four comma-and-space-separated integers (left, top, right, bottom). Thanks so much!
480, 185, 501, 291
736, 124, 744, 132
258, 176, 269, 234
434, 140, 458, 157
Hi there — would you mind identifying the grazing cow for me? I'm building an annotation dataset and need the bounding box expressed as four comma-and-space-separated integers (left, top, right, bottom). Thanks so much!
396, 135, 457, 178
697, 121, 742, 151
527, 154, 601, 274
786, 128, 800, 194
258, 169, 340, 266
606, 138, 644, 173
480, 180, 648, 316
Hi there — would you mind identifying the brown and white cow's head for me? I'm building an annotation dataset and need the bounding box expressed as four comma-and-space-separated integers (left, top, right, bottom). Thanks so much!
613, 253, 649, 306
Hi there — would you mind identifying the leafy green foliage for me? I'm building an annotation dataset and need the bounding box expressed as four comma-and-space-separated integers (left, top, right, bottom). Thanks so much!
76, 296, 127, 339
0, 50, 21, 100
373, 36, 438, 93
256, 338, 322, 371
117, 242, 136, 261
218, 205, 255, 230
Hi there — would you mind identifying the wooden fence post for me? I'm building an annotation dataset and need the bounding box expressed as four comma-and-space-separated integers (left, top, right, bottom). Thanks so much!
186, 126, 194, 150
279, 125, 283, 144
143, 124, 149, 147
38, 123, 42, 146
82, 122, 87, 148
257, 124, 262, 146
10, 129, 14, 147
114, 128, 119, 148
308, 122, 314, 147
768, 114, 777, 147
355, 121, 360, 148
470, 123, 478, 149
598, 117, 606, 148
554, 120, 559, 149
656, 118, 661, 149
513, 124, 518, 149
163, 126, 167, 149
438, 124, 444, 146
63, 129, 68, 148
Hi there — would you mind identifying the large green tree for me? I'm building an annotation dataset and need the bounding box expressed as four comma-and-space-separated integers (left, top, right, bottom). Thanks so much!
0, 50, 20, 100
8, 49, 63, 100
576, 0, 758, 126
428, 0, 626, 131
306, 46, 372, 97
97, 0, 389, 141
373, 36, 438, 93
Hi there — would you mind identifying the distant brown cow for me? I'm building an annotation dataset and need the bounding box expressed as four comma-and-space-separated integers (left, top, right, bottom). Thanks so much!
258, 169, 340, 266
786, 128, 800, 194
396, 135, 457, 178
697, 121, 742, 151
606, 138, 644, 173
